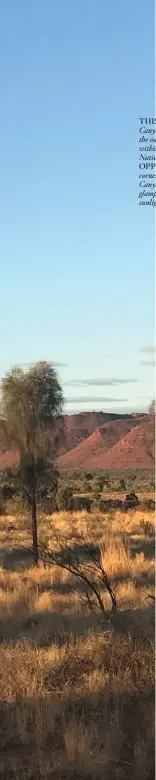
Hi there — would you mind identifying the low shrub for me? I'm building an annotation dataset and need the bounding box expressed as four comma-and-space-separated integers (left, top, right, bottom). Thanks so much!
56, 485, 73, 511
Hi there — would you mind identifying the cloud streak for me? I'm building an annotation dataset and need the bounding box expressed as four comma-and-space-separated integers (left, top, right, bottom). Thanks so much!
13, 361, 68, 369
65, 396, 129, 403
64, 378, 138, 387
21, 360, 68, 368
140, 346, 155, 354
140, 360, 155, 367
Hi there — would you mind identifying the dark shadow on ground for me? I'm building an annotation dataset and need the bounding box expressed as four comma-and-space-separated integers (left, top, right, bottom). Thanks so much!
0, 601, 154, 647
2, 546, 33, 570
1, 541, 100, 571
44, 541, 100, 564
111, 569, 155, 588
0, 684, 154, 779
131, 538, 155, 560
1, 541, 155, 597
107, 530, 155, 561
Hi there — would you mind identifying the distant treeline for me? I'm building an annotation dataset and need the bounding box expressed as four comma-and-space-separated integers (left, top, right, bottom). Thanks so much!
0, 465, 155, 516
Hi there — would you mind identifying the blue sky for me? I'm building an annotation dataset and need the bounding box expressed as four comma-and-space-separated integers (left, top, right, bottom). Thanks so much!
0, 0, 155, 414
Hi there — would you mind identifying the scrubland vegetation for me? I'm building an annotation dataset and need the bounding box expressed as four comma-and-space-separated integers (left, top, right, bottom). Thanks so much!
0, 365, 155, 778
0, 505, 155, 780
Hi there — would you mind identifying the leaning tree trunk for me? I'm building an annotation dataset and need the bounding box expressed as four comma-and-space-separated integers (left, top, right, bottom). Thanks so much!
31, 481, 38, 564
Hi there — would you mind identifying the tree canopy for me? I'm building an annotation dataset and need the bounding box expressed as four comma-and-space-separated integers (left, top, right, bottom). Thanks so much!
1, 361, 64, 456
1, 361, 64, 562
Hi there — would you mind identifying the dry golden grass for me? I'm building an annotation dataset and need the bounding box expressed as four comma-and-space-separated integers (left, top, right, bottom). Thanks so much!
0, 507, 155, 779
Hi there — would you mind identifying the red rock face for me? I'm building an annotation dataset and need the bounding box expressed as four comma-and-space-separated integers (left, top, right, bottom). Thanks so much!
57, 415, 151, 471
93, 425, 153, 470
0, 412, 152, 472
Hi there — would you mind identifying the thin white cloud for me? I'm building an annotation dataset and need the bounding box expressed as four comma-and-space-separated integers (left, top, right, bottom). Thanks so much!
64, 378, 138, 387
140, 346, 155, 354
65, 396, 129, 403
140, 360, 155, 367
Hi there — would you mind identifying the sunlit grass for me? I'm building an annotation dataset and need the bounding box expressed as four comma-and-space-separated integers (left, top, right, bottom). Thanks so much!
0, 507, 155, 779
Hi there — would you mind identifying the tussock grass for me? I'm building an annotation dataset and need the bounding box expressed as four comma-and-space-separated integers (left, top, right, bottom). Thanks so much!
0, 508, 155, 779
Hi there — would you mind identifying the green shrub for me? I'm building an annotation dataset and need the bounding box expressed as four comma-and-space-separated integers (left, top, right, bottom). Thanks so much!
72, 495, 93, 511
56, 485, 73, 511
92, 476, 105, 494
120, 479, 126, 491
4, 494, 28, 515
0, 482, 16, 500
0, 500, 5, 515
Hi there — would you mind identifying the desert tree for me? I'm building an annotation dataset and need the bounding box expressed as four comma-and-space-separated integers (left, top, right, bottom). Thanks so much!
0, 361, 64, 563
